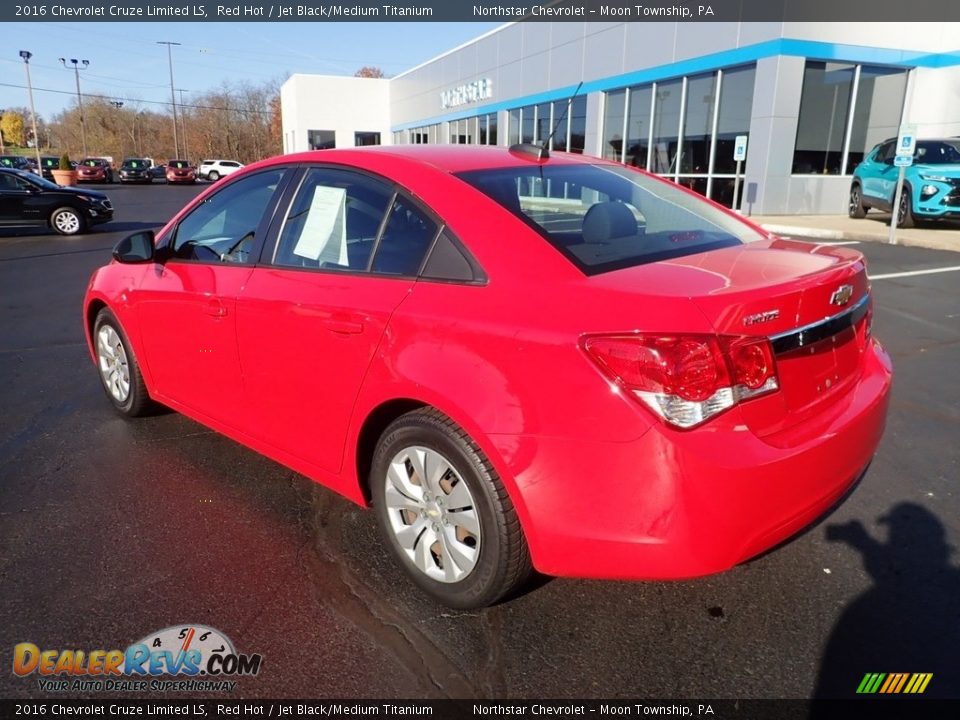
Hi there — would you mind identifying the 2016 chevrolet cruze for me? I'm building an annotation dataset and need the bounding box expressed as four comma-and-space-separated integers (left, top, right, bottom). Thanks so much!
84, 146, 892, 608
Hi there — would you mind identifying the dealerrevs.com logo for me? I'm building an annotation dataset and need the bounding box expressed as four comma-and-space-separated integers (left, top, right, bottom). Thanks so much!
12, 625, 262, 693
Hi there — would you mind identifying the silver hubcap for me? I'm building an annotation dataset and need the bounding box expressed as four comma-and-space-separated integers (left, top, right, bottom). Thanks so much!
97, 325, 131, 403
55, 211, 80, 234
384, 446, 481, 584
849, 189, 859, 213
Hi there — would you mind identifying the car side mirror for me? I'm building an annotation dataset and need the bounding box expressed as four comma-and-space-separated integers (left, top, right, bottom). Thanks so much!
112, 230, 155, 264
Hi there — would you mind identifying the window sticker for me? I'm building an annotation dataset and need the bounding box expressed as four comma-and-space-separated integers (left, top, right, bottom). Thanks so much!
293, 185, 348, 266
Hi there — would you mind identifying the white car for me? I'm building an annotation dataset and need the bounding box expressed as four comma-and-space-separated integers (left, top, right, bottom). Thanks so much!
198, 159, 244, 181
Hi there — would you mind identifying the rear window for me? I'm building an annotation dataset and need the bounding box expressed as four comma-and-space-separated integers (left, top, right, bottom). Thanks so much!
456, 163, 766, 275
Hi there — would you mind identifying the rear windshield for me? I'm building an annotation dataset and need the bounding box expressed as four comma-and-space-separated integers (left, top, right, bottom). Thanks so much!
456, 163, 766, 275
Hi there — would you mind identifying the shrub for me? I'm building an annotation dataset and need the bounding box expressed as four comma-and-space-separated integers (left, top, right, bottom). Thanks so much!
59, 153, 72, 170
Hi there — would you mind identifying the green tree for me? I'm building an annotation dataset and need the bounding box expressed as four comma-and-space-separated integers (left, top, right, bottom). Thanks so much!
1, 111, 26, 146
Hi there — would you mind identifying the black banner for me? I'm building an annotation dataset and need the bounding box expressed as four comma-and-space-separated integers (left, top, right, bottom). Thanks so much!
4, 0, 960, 23
2, 699, 960, 720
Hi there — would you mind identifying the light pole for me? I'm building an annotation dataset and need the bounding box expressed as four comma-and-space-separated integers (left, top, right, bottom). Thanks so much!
111, 101, 124, 157
0, 112, 5, 153
176, 89, 189, 161
19, 51, 42, 173
59, 57, 90, 157
157, 41, 181, 158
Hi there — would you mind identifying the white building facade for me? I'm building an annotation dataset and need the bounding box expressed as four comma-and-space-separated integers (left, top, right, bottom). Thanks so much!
281, 22, 960, 215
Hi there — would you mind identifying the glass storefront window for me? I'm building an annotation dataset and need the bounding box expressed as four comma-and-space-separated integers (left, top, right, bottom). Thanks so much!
569, 96, 586, 154
714, 65, 756, 174
625, 86, 652, 169
680, 73, 716, 175
650, 79, 683, 174
602, 89, 626, 162
308, 130, 335, 150
846, 66, 907, 169
488, 113, 498, 146
535, 103, 552, 145
521, 107, 534, 144
792, 61, 856, 175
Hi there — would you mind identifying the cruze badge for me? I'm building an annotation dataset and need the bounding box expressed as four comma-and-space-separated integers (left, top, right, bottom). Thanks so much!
830, 284, 854, 306
743, 309, 780, 326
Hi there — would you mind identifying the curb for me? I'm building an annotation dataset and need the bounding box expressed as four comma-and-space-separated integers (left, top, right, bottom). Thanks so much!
757, 222, 960, 253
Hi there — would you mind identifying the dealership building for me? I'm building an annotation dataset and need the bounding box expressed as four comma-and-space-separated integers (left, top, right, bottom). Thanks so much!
280, 22, 960, 215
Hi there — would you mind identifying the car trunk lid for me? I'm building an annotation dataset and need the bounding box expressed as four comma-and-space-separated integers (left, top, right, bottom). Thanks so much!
594, 238, 872, 438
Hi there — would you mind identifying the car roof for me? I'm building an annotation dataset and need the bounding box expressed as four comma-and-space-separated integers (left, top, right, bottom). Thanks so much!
273, 145, 601, 175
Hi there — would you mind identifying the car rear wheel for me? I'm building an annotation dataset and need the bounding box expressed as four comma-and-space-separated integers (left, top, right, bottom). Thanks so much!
848, 184, 867, 218
50, 207, 85, 236
208, 170, 220, 181
371, 408, 532, 608
897, 187, 915, 228
93, 309, 153, 417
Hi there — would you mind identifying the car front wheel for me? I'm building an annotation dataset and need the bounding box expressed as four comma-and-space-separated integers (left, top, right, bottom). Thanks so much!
848, 184, 867, 218
93, 309, 153, 417
371, 409, 532, 608
897, 187, 915, 228
50, 207, 85, 236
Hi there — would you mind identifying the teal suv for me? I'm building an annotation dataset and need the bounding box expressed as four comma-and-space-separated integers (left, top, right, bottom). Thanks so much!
849, 138, 960, 227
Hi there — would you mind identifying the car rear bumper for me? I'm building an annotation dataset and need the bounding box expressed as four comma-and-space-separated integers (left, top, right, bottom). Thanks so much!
492, 337, 893, 580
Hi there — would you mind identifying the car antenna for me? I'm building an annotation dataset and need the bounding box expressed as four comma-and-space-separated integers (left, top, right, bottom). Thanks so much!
509, 81, 583, 162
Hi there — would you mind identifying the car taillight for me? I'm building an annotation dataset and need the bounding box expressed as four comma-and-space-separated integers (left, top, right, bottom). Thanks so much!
582, 333, 779, 429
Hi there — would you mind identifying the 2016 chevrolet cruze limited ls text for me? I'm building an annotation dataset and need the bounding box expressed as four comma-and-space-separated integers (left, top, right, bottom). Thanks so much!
83, 146, 892, 608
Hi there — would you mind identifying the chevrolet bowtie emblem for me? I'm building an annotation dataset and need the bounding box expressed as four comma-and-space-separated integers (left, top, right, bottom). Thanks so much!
830, 284, 854, 306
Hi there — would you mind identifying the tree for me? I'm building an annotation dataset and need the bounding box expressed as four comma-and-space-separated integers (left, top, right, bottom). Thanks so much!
354, 66, 385, 79
1, 111, 26, 146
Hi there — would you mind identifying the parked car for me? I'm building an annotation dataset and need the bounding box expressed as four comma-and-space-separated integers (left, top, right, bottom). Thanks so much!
198, 159, 244, 182
165, 159, 196, 184
849, 137, 960, 227
77, 158, 114, 184
148, 164, 167, 181
0, 155, 32, 171
83, 146, 892, 608
119, 158, 154, 184
37, 156, 61, 181
0, 167, 113, 235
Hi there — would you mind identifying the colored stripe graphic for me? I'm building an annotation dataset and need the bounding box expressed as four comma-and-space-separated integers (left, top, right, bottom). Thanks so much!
858, 672, 932, 694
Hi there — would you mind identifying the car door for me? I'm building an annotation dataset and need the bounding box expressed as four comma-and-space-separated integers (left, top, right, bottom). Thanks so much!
134, 167, 290, 427
862, 141, 896, 206
236, 166, 439, 475
0, 173, 37, 224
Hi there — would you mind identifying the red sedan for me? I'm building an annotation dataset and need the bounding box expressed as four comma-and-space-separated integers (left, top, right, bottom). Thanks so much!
165, 159, 196, 184
83, 146, 892, 608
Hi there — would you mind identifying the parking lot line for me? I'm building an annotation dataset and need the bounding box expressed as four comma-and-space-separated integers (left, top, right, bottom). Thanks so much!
870, 265, 960, 280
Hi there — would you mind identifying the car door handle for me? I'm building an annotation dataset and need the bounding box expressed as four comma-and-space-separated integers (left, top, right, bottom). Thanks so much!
323, 317, 364, 335
205, 298, 227, 318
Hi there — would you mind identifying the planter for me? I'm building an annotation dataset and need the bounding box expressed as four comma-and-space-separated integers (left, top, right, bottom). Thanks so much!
52, 169, 78, 187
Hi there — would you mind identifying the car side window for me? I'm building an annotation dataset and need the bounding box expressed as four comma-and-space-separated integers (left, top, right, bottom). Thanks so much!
171, 168, 286, 264
273, 168, 393, 271
371, 196, 439, 276
875, 142, 894, 164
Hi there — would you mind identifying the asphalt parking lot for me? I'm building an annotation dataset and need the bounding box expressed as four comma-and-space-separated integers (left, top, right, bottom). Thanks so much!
1, 183, 958, 700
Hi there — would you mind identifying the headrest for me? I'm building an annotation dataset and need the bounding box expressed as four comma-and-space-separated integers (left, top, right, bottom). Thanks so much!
582, 201, 637, 244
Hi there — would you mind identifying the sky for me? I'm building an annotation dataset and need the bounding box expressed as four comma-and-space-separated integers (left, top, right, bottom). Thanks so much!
1, 22, 501, 121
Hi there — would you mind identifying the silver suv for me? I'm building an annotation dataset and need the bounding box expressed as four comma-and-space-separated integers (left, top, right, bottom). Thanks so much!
198, 159, 244, 181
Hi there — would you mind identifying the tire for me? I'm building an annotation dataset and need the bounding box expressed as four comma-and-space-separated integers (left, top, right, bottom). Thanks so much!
848, 183, 867, 218
92, 309, 153, 417
897, 187, 915, 228
208, 170, 220, 182
50, 207, 85, 236
371, 408, 532, 608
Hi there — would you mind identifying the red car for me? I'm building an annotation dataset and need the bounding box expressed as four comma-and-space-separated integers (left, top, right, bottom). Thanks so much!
77, 158, 114, 183
83, 146, 892, 608
165, 159, 196, 184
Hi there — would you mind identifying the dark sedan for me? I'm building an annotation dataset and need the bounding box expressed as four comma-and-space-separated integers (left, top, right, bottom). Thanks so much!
119, 158, 154, 184
38, 156, 61, 181
0, 167, 113, 235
